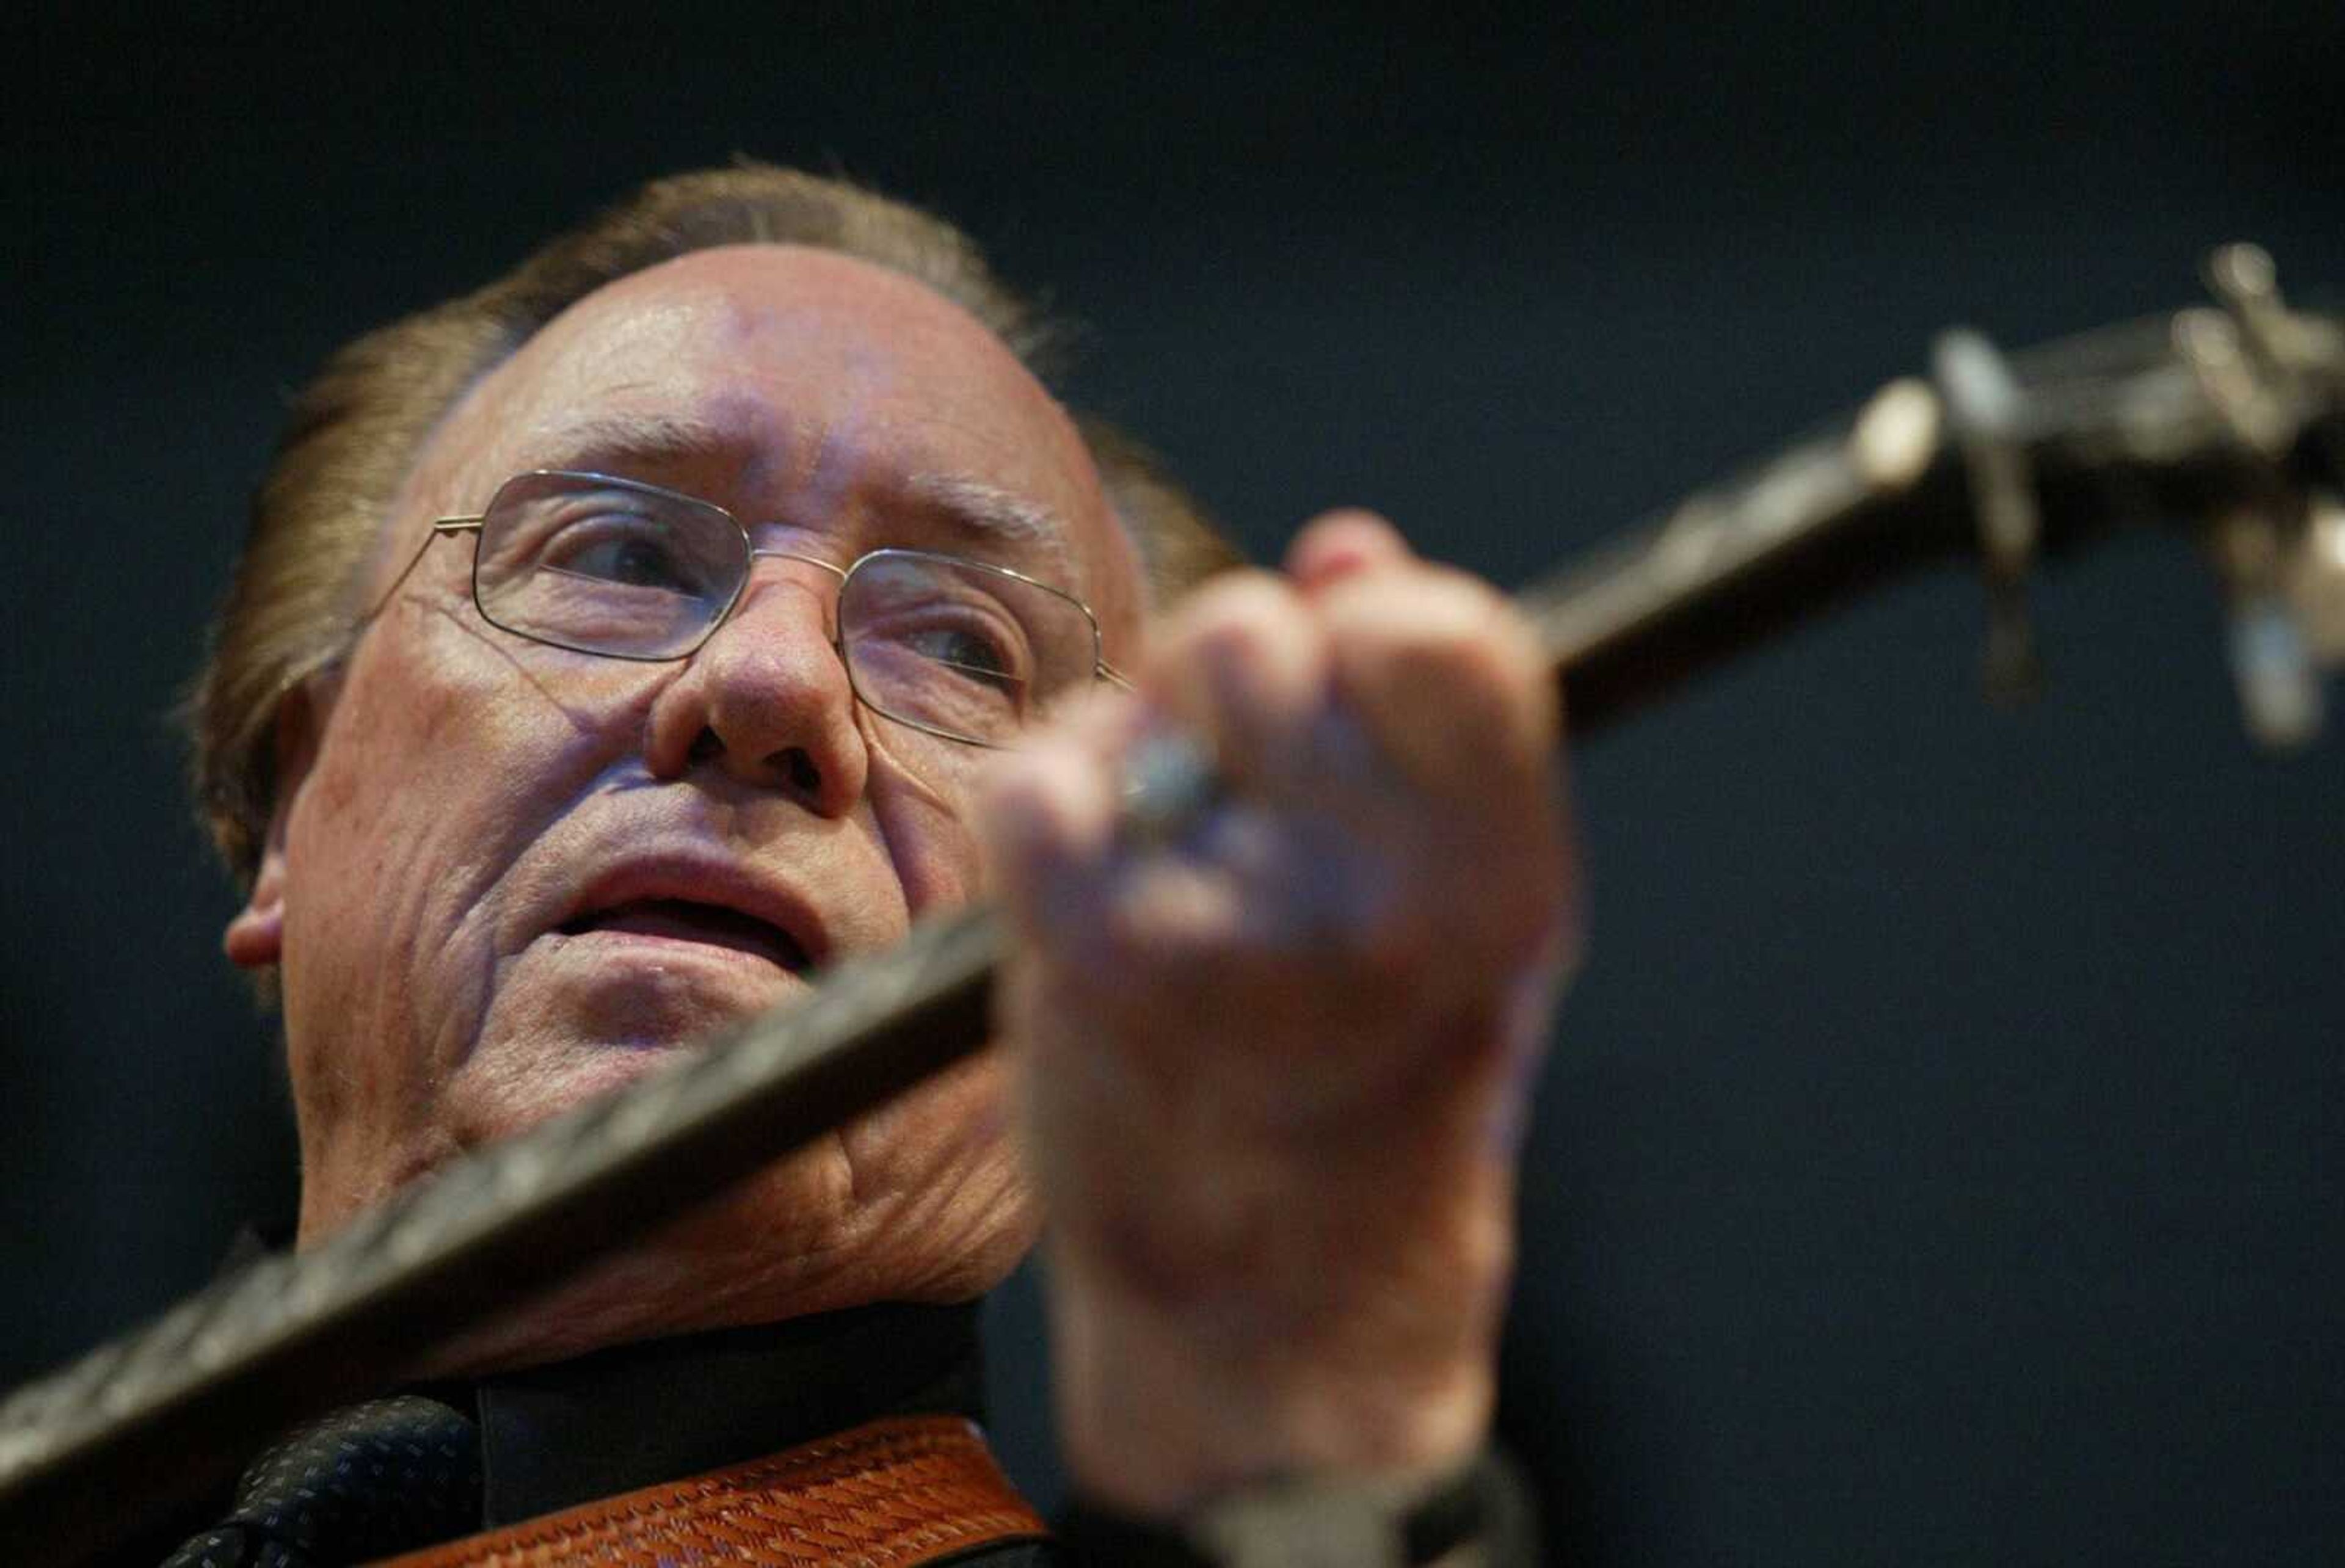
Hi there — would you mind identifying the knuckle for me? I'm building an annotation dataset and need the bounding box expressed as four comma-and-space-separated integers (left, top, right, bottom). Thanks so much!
1158, 574, 1328, 764
1100, 858, 1233, 965
1333, 581, 1549, 746
1163, 569, 1301, 662
1333, 572, 1512, 672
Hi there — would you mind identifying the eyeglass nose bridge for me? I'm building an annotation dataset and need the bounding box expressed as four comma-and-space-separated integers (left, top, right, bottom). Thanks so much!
693, 546, 853, 655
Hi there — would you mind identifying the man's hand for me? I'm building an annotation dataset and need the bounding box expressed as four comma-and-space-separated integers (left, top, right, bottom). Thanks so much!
983, 511, 1578, 1514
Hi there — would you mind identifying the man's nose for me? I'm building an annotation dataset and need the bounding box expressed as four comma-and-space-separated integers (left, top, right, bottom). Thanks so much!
642, 567, 868, 815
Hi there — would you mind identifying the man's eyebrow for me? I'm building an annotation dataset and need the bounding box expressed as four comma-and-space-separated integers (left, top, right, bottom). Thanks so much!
902, 473, 1075, 570
517, 418, 1077, 573
528, 412, 744, 470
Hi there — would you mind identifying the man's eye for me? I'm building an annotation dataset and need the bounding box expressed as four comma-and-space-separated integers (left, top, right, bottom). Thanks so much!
904, 626, 1025, 694
542, 520, 704, 594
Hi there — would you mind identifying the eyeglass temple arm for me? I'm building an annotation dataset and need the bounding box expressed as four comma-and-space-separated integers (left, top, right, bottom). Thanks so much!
358, 517, 484, 624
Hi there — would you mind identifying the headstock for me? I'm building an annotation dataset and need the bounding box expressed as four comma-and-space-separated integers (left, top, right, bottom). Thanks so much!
1959, 242, 2345, 746
1532, 244, 2345, 746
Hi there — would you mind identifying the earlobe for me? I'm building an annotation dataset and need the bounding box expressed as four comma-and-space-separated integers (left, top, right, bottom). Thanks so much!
222, 865, 286, 968
222, 683, 326, 971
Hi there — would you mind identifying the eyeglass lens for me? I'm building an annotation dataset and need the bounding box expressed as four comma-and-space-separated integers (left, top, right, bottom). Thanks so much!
468, 471, 1100, 747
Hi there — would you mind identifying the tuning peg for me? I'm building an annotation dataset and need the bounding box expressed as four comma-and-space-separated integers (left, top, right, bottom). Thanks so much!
2292, 492, 2345, 664
2211, 507, 2327, 752
2205, 242, 2281, 317
2227, 598, 2322, 750
2204, 242, 2296, 373
1932, 328, 2046, 705
2197, 242, 2345, 490
2176, 308, 2298, 460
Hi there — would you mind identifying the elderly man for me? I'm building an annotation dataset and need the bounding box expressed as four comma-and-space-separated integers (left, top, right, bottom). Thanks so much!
169, 163, 1572, 1566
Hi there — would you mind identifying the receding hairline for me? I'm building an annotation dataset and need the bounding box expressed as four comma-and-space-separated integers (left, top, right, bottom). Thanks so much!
352, 248, 1135, 622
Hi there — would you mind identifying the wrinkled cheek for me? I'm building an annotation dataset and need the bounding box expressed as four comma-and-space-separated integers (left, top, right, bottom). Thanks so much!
846, 1048, 1016, 1177
278, 822, 438, 1185
839, 1050, 1039, 1297
862, 724, 992, 915
277, 672, 496, 1196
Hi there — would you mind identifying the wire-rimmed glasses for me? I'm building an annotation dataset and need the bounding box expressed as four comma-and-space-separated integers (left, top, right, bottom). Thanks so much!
369, 469, 1130, 749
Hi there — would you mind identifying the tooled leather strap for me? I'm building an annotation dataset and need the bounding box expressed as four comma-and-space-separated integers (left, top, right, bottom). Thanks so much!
365, 1414, 1046, 1567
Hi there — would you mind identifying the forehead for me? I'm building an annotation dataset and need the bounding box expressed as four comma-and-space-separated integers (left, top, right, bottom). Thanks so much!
399, 245, 1140, 618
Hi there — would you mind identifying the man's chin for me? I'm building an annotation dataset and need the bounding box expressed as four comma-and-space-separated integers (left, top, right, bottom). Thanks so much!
445, 1023, 731, 1152
452, 945, 809, 1142
476, 1040, 687, 1130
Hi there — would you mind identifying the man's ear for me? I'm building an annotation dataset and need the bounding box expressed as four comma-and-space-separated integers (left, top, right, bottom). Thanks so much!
223, 682, 328, 970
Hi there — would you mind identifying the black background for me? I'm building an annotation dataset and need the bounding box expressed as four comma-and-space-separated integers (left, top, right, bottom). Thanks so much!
6, 7, 2343, 1562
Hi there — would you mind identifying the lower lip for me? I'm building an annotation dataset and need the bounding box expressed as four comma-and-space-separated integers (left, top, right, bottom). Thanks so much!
549, 926, 803, 978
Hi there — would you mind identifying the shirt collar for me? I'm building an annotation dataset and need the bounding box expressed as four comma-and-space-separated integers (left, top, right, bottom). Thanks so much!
465, 1299, 984, 1526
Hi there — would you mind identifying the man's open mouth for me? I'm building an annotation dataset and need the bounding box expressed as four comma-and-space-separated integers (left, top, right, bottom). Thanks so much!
557, 898, 813, 974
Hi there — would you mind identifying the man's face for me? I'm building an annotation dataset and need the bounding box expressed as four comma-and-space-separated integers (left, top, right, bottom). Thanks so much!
232, 245, 1143, 1336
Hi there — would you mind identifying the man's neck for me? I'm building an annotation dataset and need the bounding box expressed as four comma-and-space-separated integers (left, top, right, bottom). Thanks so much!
455, 1299, 984, 1525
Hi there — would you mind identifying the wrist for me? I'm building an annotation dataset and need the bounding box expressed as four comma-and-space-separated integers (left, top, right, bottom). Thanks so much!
1058, 1450, 1505, 1568
1046, 1249, 1500, 1516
